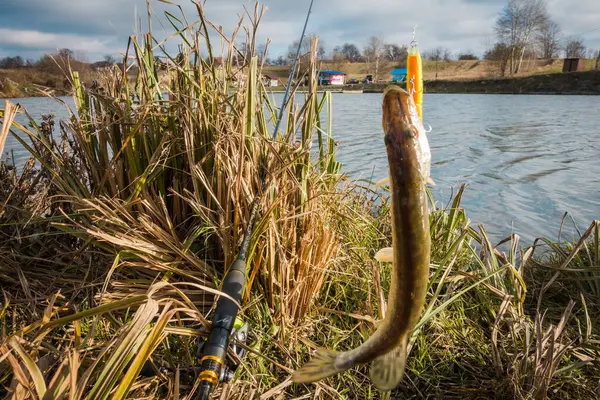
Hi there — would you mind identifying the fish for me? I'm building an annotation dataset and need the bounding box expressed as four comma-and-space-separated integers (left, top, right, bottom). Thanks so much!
292, 86, 431, 391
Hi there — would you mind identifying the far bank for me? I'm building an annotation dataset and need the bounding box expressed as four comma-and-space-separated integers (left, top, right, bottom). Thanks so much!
2, 69, 600, 99
266, 70, 600, 96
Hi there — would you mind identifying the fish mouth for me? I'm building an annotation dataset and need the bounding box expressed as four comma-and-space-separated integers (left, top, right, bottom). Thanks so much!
382, 86, 431, 181
382, 87, 418, 145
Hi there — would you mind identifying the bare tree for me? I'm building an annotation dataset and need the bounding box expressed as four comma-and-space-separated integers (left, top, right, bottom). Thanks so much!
595, 49, 600, 70
103, 54, 116, 65
287, 33, 324, 64
57, 48, 74, 61
256, 43, 268, 64
317, 44, 326, 61
274, 55, 287, 66
364, 36, 386, 81
496, 0, 549, 74
443, 48, 453, 61
238, 42, 253, 63
484, 42, 512, 77
536, 20, 561, 58
565, 37, 586, 58
0, 56, 25, 69
425, 47, 443, 62
385, 44, 408, 63
338, 43, 362, 62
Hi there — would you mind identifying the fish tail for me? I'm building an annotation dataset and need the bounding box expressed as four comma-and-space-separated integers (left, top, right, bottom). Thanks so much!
375, 176, 390, 188
369, 336, 408, 391
292, 349, 347, 384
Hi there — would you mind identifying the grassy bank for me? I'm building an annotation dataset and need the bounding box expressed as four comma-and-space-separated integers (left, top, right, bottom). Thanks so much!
1, 4, 599, 399
0, 62, 105, 98
266, 71, 600, 95
426, 70, 600, 95
264, 58, 600, 84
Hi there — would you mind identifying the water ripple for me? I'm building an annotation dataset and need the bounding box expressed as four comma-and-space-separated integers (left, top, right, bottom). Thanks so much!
3, 93, 600, 244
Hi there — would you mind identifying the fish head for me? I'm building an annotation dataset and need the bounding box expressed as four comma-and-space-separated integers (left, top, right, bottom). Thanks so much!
382, 86, 431, 183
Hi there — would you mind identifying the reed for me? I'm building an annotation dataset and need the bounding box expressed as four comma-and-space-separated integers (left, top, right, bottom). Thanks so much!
1, 2, 599, 399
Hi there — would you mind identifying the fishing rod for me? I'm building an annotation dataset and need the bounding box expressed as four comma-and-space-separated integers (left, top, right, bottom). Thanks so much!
195, 1, 316, 399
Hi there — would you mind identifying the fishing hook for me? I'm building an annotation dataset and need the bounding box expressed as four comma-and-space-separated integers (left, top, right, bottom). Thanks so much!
411, 25, 418, 47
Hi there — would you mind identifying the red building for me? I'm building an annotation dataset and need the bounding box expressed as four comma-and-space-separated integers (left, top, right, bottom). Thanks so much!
318, 70, 346, 85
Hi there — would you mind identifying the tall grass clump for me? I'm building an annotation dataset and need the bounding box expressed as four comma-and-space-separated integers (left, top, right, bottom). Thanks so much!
2, 2, 342, 398
1, 2, 599, 399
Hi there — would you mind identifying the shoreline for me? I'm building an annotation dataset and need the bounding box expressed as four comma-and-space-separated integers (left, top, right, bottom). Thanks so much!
3, 70, 599, 99
272, 70, 600, 96
3, 89, 599, 98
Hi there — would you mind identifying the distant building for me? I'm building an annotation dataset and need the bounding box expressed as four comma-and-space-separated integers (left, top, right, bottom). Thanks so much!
390, 68, 407, 82
318, 70, 346, 85
563, 58, 585, 73
263, 74, 280, 87
91, 61, 113, 72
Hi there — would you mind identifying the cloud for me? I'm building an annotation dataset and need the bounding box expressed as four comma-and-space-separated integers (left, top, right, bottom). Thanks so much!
0, 28, 117, 54
0, 0, 599, 61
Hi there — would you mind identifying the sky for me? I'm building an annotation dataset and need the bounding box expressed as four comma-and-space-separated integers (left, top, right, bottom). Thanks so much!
0, 0, 599, 62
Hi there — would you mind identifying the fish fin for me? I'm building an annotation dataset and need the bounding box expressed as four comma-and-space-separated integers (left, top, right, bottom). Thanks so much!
292, 349, 345, 384
375, 176, 390, 188
375, 247, 393, 263
426, 176, 436, 186
373, 319, 384, 330
369, 337, 408, 391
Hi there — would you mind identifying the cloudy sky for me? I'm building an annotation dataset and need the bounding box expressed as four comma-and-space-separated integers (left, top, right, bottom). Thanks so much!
1, 0, 599, 62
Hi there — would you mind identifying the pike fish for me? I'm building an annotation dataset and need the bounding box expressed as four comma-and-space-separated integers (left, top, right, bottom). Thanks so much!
292, 86, 431, 391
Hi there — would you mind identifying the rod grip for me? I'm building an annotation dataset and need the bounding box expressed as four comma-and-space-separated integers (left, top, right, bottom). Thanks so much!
197, 258, 246, 399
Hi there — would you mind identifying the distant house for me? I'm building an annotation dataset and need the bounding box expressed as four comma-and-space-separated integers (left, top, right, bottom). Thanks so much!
91, 61, 113, 72
263, 74, 280, 87
318, 70, 346, 85
563, 58, 585, 73
391, 68, 407, 82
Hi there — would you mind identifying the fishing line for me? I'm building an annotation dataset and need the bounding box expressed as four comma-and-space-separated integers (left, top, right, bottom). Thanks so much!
196, 1, 316, 399
239, 0, 315, 257
411, 25, 419, 47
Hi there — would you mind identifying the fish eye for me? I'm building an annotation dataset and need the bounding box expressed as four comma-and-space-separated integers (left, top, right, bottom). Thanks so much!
384, 133, 393, 145
405, 129, 416, 139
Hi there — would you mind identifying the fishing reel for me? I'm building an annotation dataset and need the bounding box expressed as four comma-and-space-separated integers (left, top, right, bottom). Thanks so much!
196, 318, 249, 384
133, 318, 249, 400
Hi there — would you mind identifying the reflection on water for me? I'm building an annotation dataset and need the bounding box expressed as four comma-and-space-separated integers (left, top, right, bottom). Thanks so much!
2, 93, 600, 244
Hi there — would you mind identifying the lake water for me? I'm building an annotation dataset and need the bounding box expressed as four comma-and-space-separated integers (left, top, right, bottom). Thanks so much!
2, 93, 600, 244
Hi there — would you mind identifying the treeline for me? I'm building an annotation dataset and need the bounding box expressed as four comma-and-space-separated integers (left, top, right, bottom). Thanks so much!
0, 49, 124, 97
261, 34, 479, 81
0, 49, 119, 73
484, 0, 600, 76
265, 36, 479, 67
262, 0, 600, 78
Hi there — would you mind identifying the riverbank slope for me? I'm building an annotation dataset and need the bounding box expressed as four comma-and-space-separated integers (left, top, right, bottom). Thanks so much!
265, 71, 600, 95
3, 58, 600, 98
